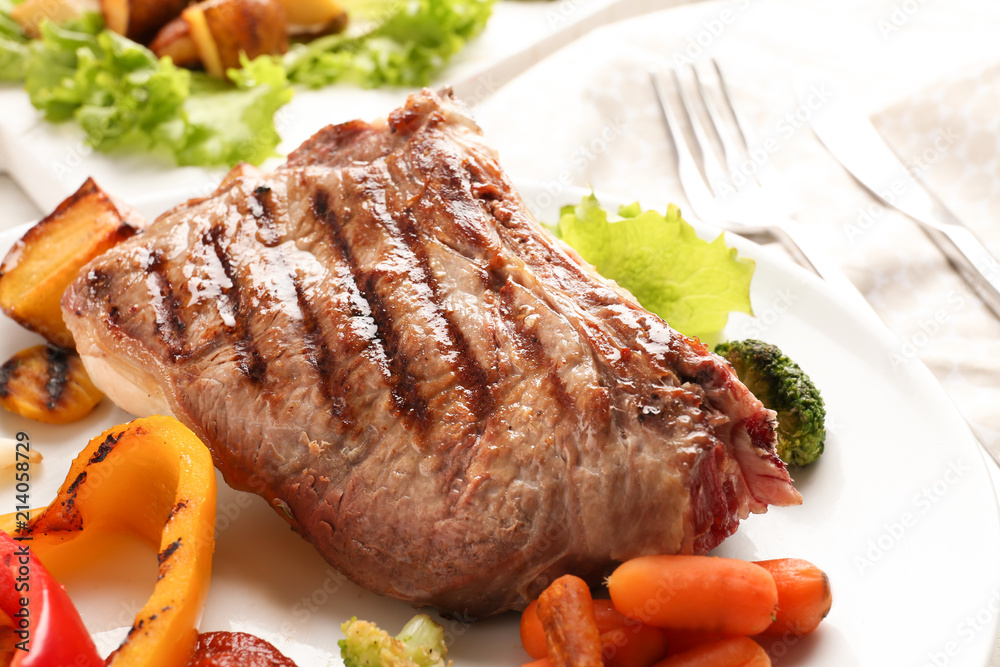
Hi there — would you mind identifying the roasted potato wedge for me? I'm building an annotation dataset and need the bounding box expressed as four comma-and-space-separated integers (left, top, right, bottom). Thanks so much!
150, 14, 201, 67
278, 0, 342, 26
183, 0, 288, 78
0, 345, 103, 424
101, 0, 192, 44
278, 0, 346, 36
0, 177, 145, 349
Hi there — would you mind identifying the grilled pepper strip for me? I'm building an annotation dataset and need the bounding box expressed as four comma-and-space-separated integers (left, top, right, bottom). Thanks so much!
0, 415, 217, 667
0, 530, 103, 667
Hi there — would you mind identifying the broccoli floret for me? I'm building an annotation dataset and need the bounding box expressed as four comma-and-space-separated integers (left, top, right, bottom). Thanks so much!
339, 613, 449, 667
714, 339, 826, 467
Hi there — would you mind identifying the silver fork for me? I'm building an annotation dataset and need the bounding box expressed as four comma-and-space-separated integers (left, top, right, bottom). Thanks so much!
652, 61, 1000, 468
650, 61, 857, 296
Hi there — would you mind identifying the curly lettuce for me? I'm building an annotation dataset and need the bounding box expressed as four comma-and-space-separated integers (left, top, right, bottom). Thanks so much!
0, 0, 29, 81
556, 194, 755, 340
285, 0, 495, 88
3, 0, 494, 167
21, 14, 292, 166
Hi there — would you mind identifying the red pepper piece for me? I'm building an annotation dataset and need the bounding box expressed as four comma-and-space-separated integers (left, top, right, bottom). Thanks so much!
0, 530, 103, 667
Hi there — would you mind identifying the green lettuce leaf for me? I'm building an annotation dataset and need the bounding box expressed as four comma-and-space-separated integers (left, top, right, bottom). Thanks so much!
22, 14, 291, 166
557, 194, 755, 340
5, 0, 491, 167
285, 0, 495, 88
178, 55, 294, 166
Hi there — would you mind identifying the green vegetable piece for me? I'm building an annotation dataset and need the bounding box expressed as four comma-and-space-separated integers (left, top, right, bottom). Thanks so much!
179, 54, 293, 166
0, 1, 29, 82
21, 12, 292, 167
715, 338, 826, 467
285, 0, 495, 89
556, 193, 755, 340
340, 613, 449, 667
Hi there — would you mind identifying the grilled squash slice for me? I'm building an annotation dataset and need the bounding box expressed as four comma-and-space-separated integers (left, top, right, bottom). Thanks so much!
0, 345, 103, 423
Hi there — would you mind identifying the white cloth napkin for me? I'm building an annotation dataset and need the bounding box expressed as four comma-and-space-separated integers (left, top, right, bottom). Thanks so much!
869, 63, 1000, 458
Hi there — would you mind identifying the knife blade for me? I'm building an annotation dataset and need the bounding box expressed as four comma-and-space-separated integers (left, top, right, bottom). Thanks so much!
794, 71, 1000, 321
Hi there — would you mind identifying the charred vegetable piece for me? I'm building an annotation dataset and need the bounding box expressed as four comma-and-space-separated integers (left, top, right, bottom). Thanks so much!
0, 530, 103, 666
714, 338, 826, 467
150, 15, 202, 68
101, 0, 191, 44
0, 344, 103, 424
0, 177, 145, 349
183, 0, 288, 78
537, 575, 603, 667
0, 415, 217, 667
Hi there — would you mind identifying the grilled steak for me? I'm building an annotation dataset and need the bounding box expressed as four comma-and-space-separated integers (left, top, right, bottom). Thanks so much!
62, 88, 801, 617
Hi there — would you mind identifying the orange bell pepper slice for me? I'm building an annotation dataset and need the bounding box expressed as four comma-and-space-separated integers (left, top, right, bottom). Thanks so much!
0, 415, 217, 666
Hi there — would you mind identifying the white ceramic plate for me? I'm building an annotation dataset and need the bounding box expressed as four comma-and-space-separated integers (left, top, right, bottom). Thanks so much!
1, 182, 998, 666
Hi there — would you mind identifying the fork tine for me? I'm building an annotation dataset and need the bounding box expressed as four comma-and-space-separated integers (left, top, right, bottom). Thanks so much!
650, 68, 718, 220
711, 59, 799, 205
673, 67, 730, 199
712, 59, 755, 150
692, 64, 745, 189
710, 59, 773, 190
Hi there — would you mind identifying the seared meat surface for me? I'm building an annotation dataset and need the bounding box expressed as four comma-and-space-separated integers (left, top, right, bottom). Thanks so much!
63, 88, 800, 617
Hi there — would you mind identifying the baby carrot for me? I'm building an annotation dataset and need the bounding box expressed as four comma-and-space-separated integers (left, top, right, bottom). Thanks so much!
537, 575, 603, 667
658, 628, 732, 654
593, 598, 629, 633
607, 555, 778, 636
601, 623, 670, 667
754, 558, 832, 637
651, 637, 771, 667
521, 600, 548, 659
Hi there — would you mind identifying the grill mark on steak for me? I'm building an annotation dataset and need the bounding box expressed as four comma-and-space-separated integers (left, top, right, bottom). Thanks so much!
391, 199, 494, 423
310, 187, 430, 430
251, 185, 281, 247
144, 249, 188, 360
497, 282, 575, 412
204, 224, 267, 383
292, 275, 354, 429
